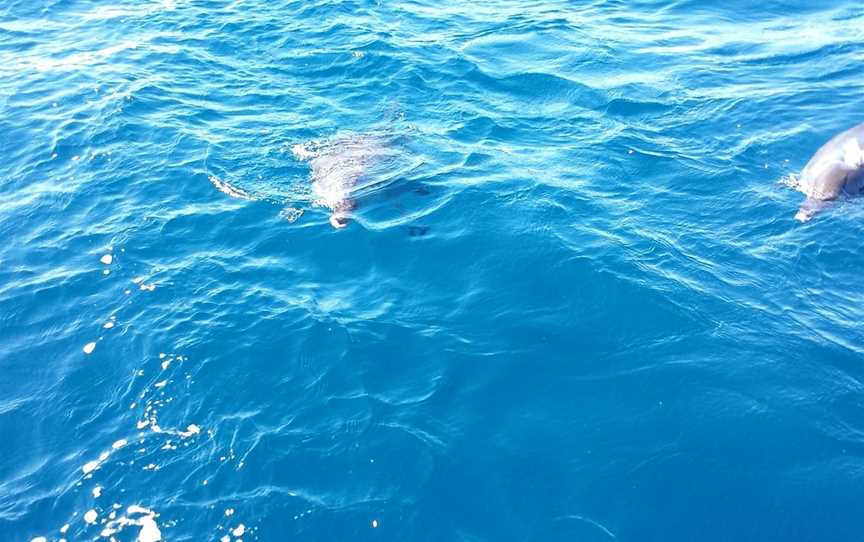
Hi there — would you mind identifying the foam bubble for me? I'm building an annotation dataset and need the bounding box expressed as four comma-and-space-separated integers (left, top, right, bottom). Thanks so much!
84, 509, 98, 524
100, 254, 113, 265
112, 439, 128, 449
31, 537, 47, 542
82, 460, 100, 474
279, 207, 304, 223
780, 173, 801, 190
173, 423, 201, 439
292, 143, 317, 160
83, 342, 96, 354
232, 524, 245, 537
137, 515, 162, 542
104, 321, 115, 329
100, 506, 162, 542
93, 486, 102, 498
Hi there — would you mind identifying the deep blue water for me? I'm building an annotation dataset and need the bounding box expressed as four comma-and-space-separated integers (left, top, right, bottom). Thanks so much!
3, 1, 864, 541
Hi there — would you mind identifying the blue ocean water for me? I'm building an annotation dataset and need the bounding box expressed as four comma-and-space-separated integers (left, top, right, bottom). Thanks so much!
2, 0, 864, 540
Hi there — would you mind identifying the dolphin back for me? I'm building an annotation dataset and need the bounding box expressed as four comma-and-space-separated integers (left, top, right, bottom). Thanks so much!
795, 123, 864, 221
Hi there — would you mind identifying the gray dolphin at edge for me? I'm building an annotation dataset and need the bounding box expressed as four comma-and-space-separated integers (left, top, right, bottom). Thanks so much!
794, 122, 864, 222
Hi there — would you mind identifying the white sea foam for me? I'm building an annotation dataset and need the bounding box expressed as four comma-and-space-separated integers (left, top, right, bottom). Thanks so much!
279, 207, 304, 222
137, 515, 162, 542
100, 506, 162, 542
292, 143, 318, 160
179, 424, 200, 438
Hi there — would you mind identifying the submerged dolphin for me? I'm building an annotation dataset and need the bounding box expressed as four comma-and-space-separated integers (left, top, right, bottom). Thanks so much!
208, 132, 396, 228
293, 134, 394, 228
794, 123, 864, 222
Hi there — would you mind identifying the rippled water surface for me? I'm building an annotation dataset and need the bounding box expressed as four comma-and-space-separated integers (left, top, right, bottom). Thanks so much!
3, 1, 864, 540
